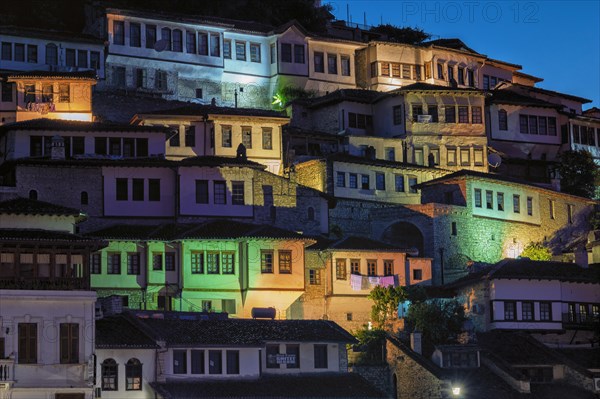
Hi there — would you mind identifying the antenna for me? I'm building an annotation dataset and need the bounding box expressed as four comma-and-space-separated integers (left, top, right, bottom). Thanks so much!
154, 39, 168, 52
488, 153, 502, 168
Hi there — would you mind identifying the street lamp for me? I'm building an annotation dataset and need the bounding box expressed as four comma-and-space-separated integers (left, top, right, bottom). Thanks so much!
451, 386, 461, 396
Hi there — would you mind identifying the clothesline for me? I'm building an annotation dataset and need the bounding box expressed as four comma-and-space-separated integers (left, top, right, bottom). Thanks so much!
349, 274, 399, 291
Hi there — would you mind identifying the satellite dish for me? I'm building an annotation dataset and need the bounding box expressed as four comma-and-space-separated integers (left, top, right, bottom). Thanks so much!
154, 39, 169, 52
488, 153, 502, 168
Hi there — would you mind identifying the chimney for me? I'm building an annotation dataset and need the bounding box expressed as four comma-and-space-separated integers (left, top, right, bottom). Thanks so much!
50, 135, 65, 160
410, 331, 422, 355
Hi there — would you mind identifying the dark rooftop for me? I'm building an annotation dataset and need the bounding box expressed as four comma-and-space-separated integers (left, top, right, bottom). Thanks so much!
152, 373, 385, 398
392, 82, 484, 94
294, 89, 383, 108
139, 104, 288, 119
477, 331, 560, 365
5, 70, 98, 80
0, 228, 102, 244
327, 153, 452, 173
136, 318, 356, 346
96, 315, 159, 349
512, 83, 592, 104
179, 155, 266, 169
421, 38, 480, 54
489, 89, 562, 109
0, 25, 104, 45
308, 235, 415, 253
0, 118, 167, 134
0, 197, 82, 216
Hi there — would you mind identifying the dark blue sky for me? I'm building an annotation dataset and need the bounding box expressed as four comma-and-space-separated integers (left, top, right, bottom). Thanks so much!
326, 0, 600, 109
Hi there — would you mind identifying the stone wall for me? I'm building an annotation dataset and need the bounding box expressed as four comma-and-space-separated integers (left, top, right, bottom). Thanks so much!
350, 365, 391, 397
293, 159, 327, 192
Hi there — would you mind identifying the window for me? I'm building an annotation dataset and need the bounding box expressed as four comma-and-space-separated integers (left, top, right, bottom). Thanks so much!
412, 105, 423, 120
261, 250, 274, 273
327, 53, 337, 74
235, 41, 246, 61
527, 197, 533, 216
539, 117, 547, 135
1, 82, 13, 102
187, 31, 198, 54
458, 106, 469, 123
361, 174, 370, 190
152, 253, 163, 271
191, 252, 204, 274
266, 344, 280, 369
223, 39, 231, 59
148, 179, 160, 201
195, 180, 209, 204
173, 350, 187, 374
130, 23, 141, 47
250, 43, 260, 62
567, 204, 573, 224
376, 173, 386, 190
394, 174, 405, 192
214, 181, 226, 204
384, 260, 394, 276
220, 252, 234, 275
521, 302, 533, 321
207, 252, 220, 274
437, 63, 444, 79
428, 105, 439, 122
1, 42, 11, 60
294, 44, 305, 63
14, 43, 24, 62
58, 84, 70, 102
485, 190, 493, 209
211, 33, 220, 57
202, 300, 212, 312
221, 126, 232, 147
270, 43, 276, 64
513, 195, 520, 213
155, 70, 167, 91
127, 253, 140, 275
460, 148, 470, 166
386, 147, 396, 161
196, 89, 203, 100
408, 176, 418, 193
107, 253, 121, 274
504, 301, 516, 320
279, 250, 292, 274
497, 192, 504, 211
393, 106, 402, 125
451, 222, 457, 236
226, 350, 239, 374
125, 358, 142, 390
413, 269, 423, 281
445, 106, 456, 123
280, 43, 292, 63
529, 115, 538, 134
209, 350, 222, 374
350, 259, 360, 275
116, 178, 128, 201
549, 200, 555, 219
540, 302, 552, 321
314, 51, 324, 72
414, 148, 424, 165
447, 147, 457, 166
349, 173, 357, 189
132, 178, 144, 201
45, 43, 58, 65
467, 69, 474, 86
336, 172, 345, 187
24, 84, 35, 103
519, 115, 529, 134
231, 181, 245, 205
447, 65, 454, 82
172, 29, 183, 52
548, 117, 557, 135
113, 66, 126, 86
367, 260, 376, 276
262, 128, 272, 150
101, 359, 118, 390
114, 21, 125, 45
145, 25, 156, 49
185, 126, 196, 147
242, 127, 252, 148
314, 345, 328, 369
498, 110, 508, 130
191, 350, 205, 374
309, 269, 321, 285
41, 84, 53, 103
18, 323, 37, 364
370, 62, 378, 77
336, 259, 347, 280
472, 106, 482, 124
165, 253, 175, 271
457, 67, 464, 85
286, 344, 300, 369
91, 253, 101, 274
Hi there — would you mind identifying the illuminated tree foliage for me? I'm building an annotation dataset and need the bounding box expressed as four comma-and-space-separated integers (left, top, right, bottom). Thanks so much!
405, 299, 466, 345
368, 285, 406, 328
520, 241, 552, 261
558, 150, 600, 199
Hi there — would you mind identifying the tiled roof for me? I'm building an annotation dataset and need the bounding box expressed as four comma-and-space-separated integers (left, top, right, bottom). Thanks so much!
448, 259, 600, 287
5, 70, 97, 80
477, 331, 560, 365
0, 25, 104, 44
0, 197, 82, 216
328, 153, 450, 172
0, 118, 167, 134
137, 318, 356, 346
295, 89, 383, 108
96, 315, 159, 349
512, 83, 592, 104
152, 373, 385, 398
0, 228, 102, 244
85, 220, 311, 241
179, 156, 266, 169
392, 82, 484, 94
556, 348, 600, 369
421, 38, 480, 54
308, 235, 415, 253
140, 104, 288, 119
489, 89, 561, 108
93, 91, 194, 123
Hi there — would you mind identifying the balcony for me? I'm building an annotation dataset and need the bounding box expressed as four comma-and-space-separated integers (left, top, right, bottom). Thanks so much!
0, 358, 15, 385
562, 313, 599, 329
0, 277, 89, 290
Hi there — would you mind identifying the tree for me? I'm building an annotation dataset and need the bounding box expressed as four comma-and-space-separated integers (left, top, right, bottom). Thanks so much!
558, 150, 600, 199
369, 24, 431, 44
352, 327, 387, 365
368, 285, 406, 328
520, 241, 552, 261
405, 299, 466, 346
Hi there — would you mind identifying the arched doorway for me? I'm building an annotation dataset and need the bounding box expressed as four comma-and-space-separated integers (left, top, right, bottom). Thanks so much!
381, 222, 425, 256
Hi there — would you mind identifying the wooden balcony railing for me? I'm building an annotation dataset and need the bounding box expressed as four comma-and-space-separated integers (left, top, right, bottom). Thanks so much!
0, 359, 14, 382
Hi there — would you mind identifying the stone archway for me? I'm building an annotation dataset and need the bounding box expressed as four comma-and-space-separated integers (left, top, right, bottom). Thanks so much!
381, 222, 425, 256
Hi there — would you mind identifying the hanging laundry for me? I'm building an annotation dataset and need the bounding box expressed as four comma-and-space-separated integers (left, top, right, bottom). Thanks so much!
350, 274, 362, 291
379, 275, 395, 287
368, 276, 380, 287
